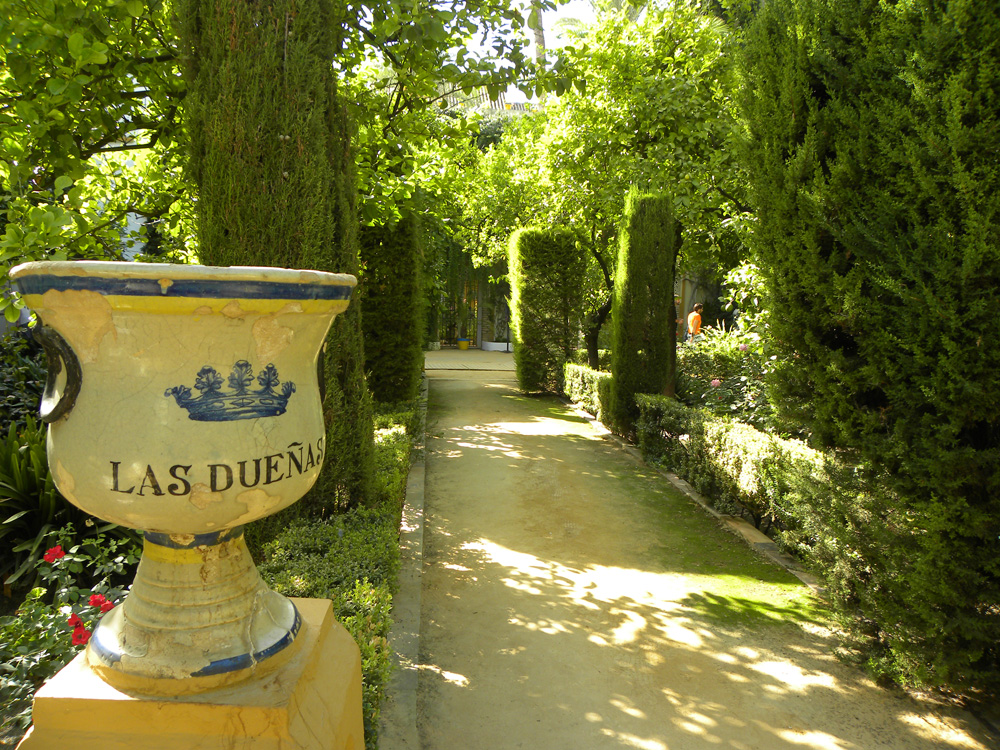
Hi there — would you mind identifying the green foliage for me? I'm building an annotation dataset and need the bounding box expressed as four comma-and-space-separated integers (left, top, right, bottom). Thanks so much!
373, 398, 423, 441
258, 509, 400, 597
0, 0, 192, 318
676, 327, 775, 432
341, 0, 566, 226
450, 113, 551, 269
372, 417, 416, 527
257, 509, 400, 750
0, 526, 139, 737
741, 0, 1000, 690
360, 215, 426, 403
0, 416, 62, 587
0, 330, 45, 435
545, 2, 747, 268
508, 227, 587, 393
179, 0, 376, 512
634, 394, 822, 533
562, 363, 612, 423
608, 189, 681, 436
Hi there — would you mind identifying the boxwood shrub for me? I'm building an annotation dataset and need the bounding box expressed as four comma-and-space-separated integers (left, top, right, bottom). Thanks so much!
563, 364, 612, 423
634, 393, 824, 534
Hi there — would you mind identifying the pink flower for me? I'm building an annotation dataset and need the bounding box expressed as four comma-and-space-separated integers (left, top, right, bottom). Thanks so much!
43, 546, 65, 563
67, 613, 83, 628
89, 594, 108, 609
739, 344, 749, 351
710, 379, 722, 387
71, 628, 91, 646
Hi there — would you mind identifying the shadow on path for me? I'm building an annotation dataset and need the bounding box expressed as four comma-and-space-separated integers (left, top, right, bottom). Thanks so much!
413, 375, 993, 750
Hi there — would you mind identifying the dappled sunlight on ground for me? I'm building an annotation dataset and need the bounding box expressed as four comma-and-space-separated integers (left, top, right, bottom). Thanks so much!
415, 377, 995, 750
425, 529, 991, 749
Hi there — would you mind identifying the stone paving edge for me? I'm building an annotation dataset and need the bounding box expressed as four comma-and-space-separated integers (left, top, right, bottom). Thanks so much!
378, 376, 428, 750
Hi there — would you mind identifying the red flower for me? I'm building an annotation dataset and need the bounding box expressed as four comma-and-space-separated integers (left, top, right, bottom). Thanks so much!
89, 594, 108, 608
100, 600, 115, 614
71, 628, 91, 645
67, 613, 83, 628
43, 546, 65, 563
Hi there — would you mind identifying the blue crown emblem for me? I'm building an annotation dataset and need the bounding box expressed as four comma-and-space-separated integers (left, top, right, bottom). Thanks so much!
165, 361, 296, 422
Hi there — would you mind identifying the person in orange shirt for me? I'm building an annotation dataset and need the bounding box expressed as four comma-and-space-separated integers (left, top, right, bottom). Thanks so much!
687, 303, 703, 343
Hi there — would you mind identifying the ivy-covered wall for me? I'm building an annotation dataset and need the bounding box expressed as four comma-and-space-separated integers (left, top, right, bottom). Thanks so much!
179, 0, 375, 511
508, 227, 585, 393
741, 0, 1000, 690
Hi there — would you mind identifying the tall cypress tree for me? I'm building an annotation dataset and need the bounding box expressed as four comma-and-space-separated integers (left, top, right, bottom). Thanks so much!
508, 227, 585, 393
608, 189, 681, 437
179, 0, 375, 511
742, 0, 1000, 690
359, 214, 426, 403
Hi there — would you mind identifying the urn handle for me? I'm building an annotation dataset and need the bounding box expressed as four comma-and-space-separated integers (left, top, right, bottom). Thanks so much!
33, 325, 83, 423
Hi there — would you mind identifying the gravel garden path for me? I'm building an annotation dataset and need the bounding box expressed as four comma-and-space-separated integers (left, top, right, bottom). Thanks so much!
379, 349, 996, 750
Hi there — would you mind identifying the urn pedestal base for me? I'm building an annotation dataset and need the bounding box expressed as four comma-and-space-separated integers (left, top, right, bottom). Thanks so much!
16, 599, 363, 750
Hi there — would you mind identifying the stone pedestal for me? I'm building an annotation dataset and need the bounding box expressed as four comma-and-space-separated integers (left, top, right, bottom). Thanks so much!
17, 599, 363, 750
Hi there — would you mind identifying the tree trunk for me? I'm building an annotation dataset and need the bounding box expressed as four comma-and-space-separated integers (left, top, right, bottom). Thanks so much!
531, 0, 546, 66
584, 295, 613, 370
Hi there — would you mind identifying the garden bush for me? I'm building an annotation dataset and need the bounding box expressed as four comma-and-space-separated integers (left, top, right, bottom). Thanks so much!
742, 0, 1000, 691
360, 216, 426, 403
562, 364, 612, 423
257, 509, 399, 749
0, 527, 139, 737
508, 227, 586, 393
634, 394, 822, 533
0, 329, 44, 436
608, 189, 681, 437
675, 327, 775, 433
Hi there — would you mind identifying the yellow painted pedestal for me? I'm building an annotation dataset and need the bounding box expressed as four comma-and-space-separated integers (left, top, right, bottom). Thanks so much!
17, 598, 363, 750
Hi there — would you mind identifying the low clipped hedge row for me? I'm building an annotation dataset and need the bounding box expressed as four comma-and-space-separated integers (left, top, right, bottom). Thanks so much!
634, 393, 824, 537
563, 364, 612, 424
563, 362, 825, 541
256, 508, 398, 745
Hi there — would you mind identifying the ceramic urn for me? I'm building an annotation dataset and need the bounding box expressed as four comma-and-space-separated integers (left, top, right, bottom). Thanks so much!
10, 260, 356, 694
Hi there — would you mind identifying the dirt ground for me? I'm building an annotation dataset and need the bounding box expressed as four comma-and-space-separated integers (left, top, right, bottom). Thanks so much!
413, 367, 996, 750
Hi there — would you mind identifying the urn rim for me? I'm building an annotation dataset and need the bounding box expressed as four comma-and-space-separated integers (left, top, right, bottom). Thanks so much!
10, 260, 357, 300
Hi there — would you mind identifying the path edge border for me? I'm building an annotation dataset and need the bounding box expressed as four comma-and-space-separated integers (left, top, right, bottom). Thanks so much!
378, 375, 428, 750
560, 398, 824, 593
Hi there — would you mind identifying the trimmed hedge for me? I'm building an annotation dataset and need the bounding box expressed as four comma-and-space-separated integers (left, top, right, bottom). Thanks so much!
360, 215, 426, 403
257, 509, 397, 749
634, 393, 823, 535
563, 363, 612, 423
608, 189, 681, 436
741, 0, 1000, 691
508, 227, 586, 393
